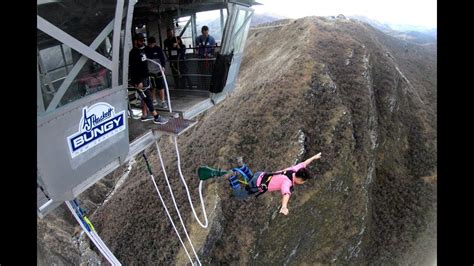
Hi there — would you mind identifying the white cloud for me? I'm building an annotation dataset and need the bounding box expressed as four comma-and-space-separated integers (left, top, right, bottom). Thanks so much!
253, 0, 436, 28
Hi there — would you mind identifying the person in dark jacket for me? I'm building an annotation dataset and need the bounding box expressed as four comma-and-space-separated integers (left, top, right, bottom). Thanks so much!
164, 28, 186, 90
176, 36, 192, 89
144, 36, 168, 109
129, 33, 167, 124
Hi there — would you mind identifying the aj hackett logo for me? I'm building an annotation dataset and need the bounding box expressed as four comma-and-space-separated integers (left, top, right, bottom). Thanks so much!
67, 102, 126, 158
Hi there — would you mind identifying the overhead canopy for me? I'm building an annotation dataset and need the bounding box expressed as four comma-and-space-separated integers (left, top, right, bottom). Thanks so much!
37, 0, 259, 49
37, 0, 117, 50
133, 0, 259, 19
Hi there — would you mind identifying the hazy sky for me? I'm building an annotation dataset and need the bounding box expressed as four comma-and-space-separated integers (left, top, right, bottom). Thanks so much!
253, 0, 437, 28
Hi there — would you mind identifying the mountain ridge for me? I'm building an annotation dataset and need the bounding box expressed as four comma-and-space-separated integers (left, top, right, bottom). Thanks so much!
37, 15, 436, 265
349, 15, 437, 44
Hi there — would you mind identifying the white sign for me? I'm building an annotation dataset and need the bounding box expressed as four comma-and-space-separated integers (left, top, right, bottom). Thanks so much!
67, 102, 126, 158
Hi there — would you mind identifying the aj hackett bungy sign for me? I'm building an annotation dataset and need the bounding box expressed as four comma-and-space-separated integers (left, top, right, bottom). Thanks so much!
67, 102, 126, 158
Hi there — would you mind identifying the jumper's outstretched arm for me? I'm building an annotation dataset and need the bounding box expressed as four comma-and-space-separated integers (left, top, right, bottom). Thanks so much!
279, 194, 290, 215
303, 152, 322, 168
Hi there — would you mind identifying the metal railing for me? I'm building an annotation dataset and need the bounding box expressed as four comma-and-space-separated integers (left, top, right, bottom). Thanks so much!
163, 49, 218, 91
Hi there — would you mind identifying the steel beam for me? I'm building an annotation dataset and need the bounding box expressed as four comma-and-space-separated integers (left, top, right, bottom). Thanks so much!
112, 0, 125, 87
45, 20, 115, 112
37, 16, 113, 71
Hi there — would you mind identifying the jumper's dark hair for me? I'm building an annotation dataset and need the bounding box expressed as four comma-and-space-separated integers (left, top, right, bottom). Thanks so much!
148, 36, 156, 43
201, 25, 209, 32
295, 168, 311, 180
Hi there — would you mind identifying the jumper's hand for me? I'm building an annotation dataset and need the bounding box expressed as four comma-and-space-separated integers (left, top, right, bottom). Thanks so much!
279, 206, 289, 215
315, 152, 322, 160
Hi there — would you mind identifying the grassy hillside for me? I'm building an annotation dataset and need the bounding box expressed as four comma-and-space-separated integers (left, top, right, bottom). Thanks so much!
38, 16, 437, 265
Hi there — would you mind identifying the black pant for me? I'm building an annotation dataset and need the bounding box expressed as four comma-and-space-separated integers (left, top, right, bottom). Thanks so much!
169, 59, 182, 89
136, 78, 155, 114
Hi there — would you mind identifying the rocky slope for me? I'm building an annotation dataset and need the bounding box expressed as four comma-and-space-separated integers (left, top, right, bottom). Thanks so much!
38, 16, 437, 265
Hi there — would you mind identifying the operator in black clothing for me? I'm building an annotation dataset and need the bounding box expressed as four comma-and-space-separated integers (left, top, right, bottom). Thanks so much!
164, 28, 186, 90
144, 36, 168, 109
129, 33, 168, 124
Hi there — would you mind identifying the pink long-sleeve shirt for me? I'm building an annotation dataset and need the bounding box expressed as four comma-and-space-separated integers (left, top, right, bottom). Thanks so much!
256, 162, 306, 196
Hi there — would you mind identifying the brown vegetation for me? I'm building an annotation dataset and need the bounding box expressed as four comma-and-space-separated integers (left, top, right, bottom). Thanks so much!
38, 16, 436, 265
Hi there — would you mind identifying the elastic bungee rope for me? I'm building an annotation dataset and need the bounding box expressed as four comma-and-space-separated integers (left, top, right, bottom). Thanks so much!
146, 60, 207, 265
172, 135, 209, 229
142, 153, 196, 265
154, 141, 202, 265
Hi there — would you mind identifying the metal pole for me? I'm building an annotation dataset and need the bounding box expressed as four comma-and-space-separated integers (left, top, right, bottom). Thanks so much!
122, 0, 137, 87
220, 8, 224, 41
65, 200, 121, 265
191, 14, 197, 48
112, 0, 125, 87
60, 44, 69, 74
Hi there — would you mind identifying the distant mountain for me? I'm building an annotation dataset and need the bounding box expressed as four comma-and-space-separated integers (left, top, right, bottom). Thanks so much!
250, 13, 287, 27
391, 30, 437, 44
191, 13, 288, 42
349, 15, 436, 44
388, 23, 436, 35
349, 15, 393, 31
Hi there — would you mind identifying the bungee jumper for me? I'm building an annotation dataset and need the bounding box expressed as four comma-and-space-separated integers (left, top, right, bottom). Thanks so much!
198, 152, 322, 216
